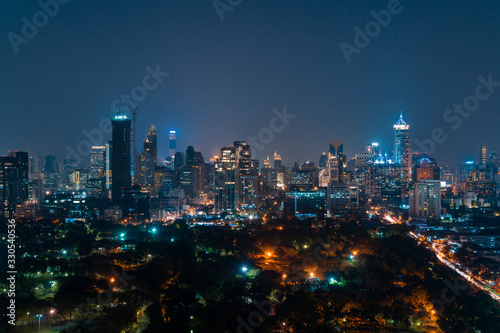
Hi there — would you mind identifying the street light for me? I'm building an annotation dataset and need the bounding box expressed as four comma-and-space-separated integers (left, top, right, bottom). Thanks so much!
36, 314, 42, 333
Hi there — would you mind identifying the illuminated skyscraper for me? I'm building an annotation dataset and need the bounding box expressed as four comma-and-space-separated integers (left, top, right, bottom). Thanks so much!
9, 151, 29, 202
214, 146, 236, 212
169, 130, 177, 158
90, 146, 106, 179
393, 112, 412, 181
111, 114, 131, 202
137, 125, 158, 191
0, 156, 22, 218
328, 140, 347, 183
329, 140, 344, 159
409, 180, 441, 219
480, 146, 487, 165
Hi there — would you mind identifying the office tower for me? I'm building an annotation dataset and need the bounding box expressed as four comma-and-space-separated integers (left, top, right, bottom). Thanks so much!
0, 156, 23, 218
319, 152, 328, 170
274, 152, 282, 168
111, 114, 132, 202
393, 113, 412, 181
480, 146, 487, 165
235, 141, 259, 212
215, 146, 237, 212
409, 180, 441, 219
329, 140, 344, 158
44, 155, 58, 173
137, 125, 158, 191
262, 157, 273, 191
174, 152, 185, 170
28, 179, 43, 203
413, 157, 440, 182
329, 140, 347, 182
9, 151, 29, 202
179, 146, 206, 198
355, 152, 374, 169
29, 156, 42, 176
169, 130, 177, 158
153, 166, 177, 198
90, 146, 106, 179
320, 153, 340, 186
251, 159, 259, 176
67, 169, 89, 191
105, 142, 112, 197
185, 146, 196, 166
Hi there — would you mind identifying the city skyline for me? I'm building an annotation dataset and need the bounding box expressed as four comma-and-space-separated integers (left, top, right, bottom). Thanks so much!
2, 1, 500, 166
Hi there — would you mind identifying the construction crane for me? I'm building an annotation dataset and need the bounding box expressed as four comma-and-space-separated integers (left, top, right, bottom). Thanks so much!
121, 92, 138, 185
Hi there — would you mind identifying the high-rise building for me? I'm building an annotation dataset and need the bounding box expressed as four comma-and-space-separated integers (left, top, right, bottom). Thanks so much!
105, 142, 112, 197
329, 140, 344, 158
413, 157, 440, 182
409, 180, 441, 219
215, 146, 236, 212
174, 152, 185, 170
9, 151, 29, 202
235, 141, 259, 212
0, 156, 23, 218
393, 113, 412, 181
169, 130, 177, 158
44, 155, 58, 173
90, 146, 106, 179
137, 125, 158, 191
274, 152, 282, 168
319, 152, 328, 170
111, 114, 132, 202
480, 146, 487, 165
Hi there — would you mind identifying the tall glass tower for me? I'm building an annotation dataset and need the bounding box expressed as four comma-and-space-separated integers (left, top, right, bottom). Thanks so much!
169, 130, 177, 158
393, 112, 412, 181
111, 114, 131, 202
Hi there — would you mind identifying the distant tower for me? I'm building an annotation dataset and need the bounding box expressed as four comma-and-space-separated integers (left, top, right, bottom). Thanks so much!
111, 114, 132, 202
169, 130, 177, 158
329, 140, 344, 159
137, 125, 157, 190
394, 112, 412, 181
480, 146, 487, 165
274, 152, 282, 168
329, 140, 346, 182
90, 146, 106, 179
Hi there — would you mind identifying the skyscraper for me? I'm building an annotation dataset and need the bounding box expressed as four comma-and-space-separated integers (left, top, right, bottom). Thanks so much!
169, 130, 177, 158
393, 112, 412, 181
111, 114, 132, 202
480, 146, 487, 165
0, 156, 22, 218
10, 151, 29, 202
235, 141, 259, 212
409, 180, 441, 219
329, 140, 344, 158
90, 146, 106, 179
215, 146, 236, 212
137, 125, 158, 191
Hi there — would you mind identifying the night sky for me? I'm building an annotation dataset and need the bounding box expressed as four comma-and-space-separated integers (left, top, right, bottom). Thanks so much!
1, 0, 499, 167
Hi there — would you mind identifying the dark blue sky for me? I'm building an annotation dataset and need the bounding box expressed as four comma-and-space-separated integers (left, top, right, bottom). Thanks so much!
1, 0, 499, 167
